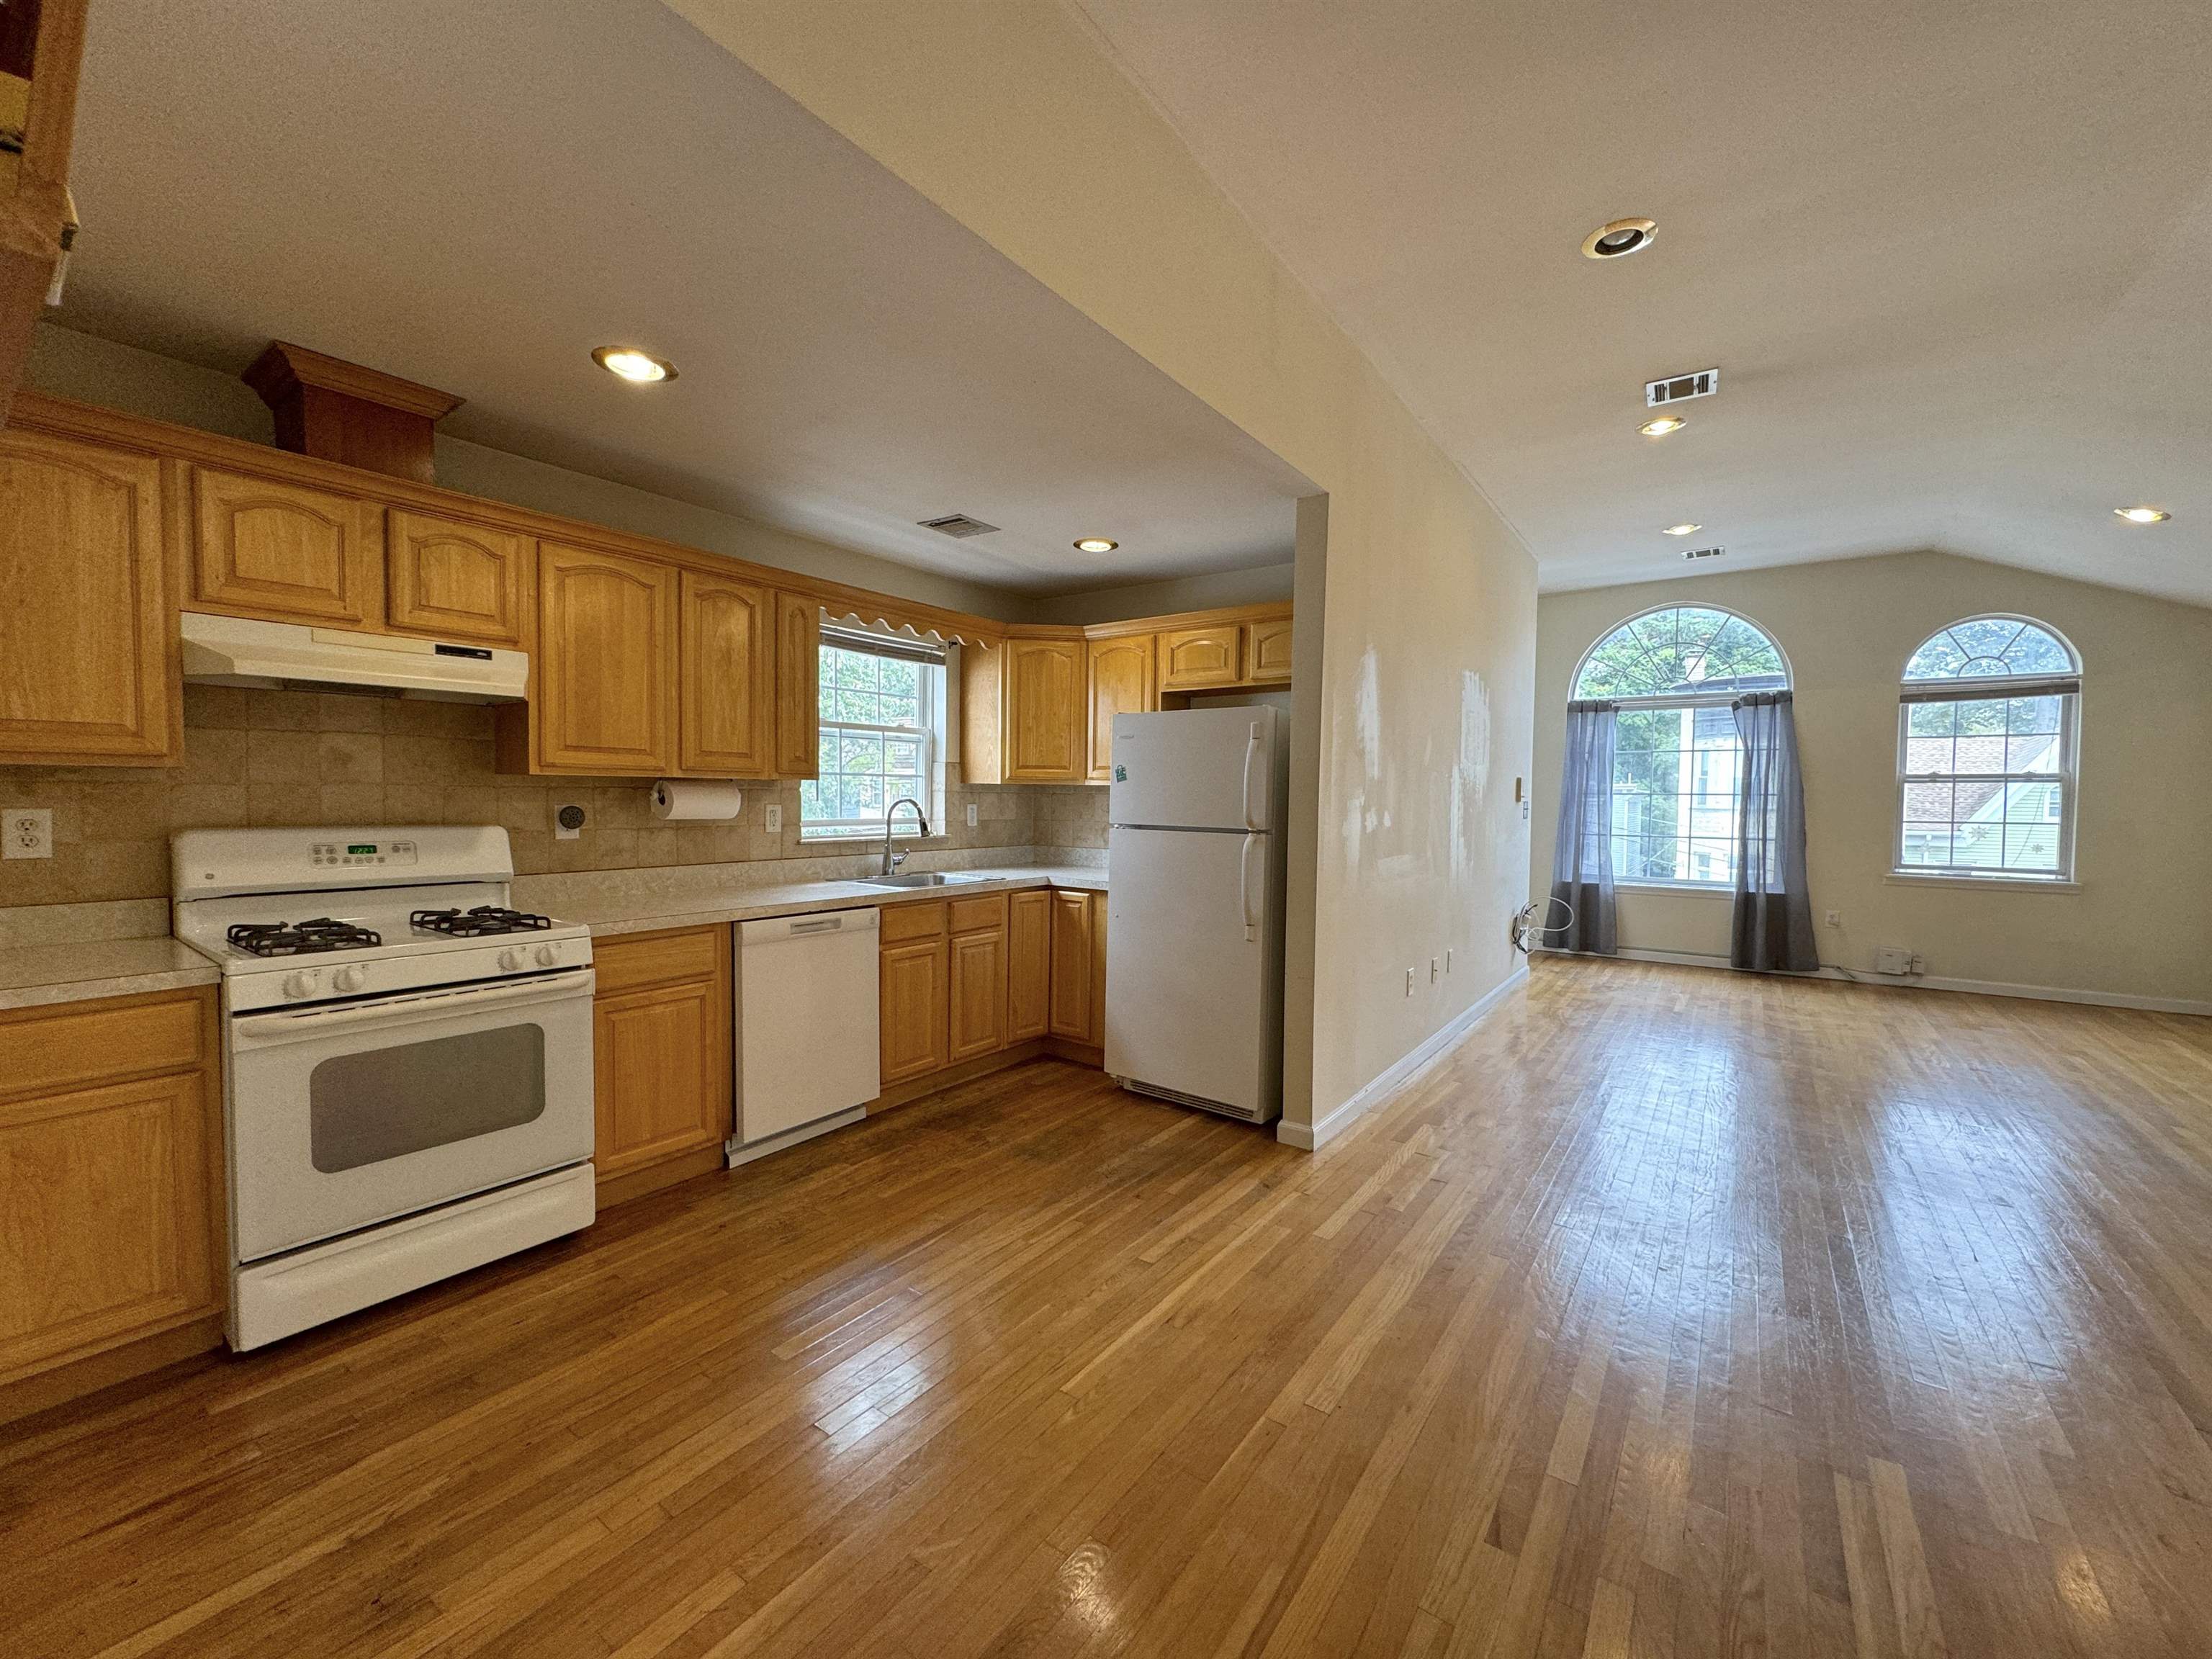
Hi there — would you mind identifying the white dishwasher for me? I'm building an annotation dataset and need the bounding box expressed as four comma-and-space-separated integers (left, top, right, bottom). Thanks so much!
732, 907, 881, 1164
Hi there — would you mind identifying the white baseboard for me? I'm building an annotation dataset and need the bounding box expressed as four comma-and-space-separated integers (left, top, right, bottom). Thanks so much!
1278, 962, 1530, 1153
1534, 947, 2211, 1017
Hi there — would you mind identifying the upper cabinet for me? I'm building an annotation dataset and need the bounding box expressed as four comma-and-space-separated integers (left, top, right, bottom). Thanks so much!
1157, 624, 1242, 693
1087, 634, 1154, 783
0, 1, 87, 424
774, 590, 819, 780
385, 511, 529, 647
534, 543, 676, 775
1005, 636, 1085, 781
0, 429, 177, 765
1246, 616, 1292, 684
678, 571, 775, 778
191, 467, 384, 629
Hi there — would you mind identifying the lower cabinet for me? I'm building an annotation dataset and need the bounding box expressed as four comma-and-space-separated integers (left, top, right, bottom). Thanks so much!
880, 902, 950, 1085
1007, 889, 1053, 1043
0, 989, 222, 1390
590, 926, 732, 1184
877, 886, 1104, 1099
947, 894, 1009, 1063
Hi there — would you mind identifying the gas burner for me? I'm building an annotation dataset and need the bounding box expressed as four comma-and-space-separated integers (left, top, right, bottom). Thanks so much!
410, 905, 556, 938
226, 918, 384, 958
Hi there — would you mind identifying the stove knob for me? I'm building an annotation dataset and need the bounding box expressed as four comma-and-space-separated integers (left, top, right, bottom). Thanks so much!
534, 943, 560, 968
282, 968, 320, 1001
498, 946, 527, 973
333, 964, 367, 994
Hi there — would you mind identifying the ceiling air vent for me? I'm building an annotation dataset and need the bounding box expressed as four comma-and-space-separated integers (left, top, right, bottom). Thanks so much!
917, 513, 1000, 539
1645, 367, 1719, 407
1682, 545, 1726, 562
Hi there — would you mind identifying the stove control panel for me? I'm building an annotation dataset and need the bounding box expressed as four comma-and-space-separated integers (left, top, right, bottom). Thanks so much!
310, 838, 419, 870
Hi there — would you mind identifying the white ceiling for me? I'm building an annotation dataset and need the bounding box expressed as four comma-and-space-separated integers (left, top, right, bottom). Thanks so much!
1075, 1, 2212, 605
55, 1, 1308, 594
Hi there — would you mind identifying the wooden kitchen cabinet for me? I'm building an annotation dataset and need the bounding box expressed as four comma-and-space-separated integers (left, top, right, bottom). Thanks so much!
385, 510, 529, 646
0, 989, 222, 1391
947, 894, 1009, 1064
1049, 889, 1097, 1045
590, 926, 731, 1185
1245, 616, 1293, 684
1086, 634, 1154, 783
679, 570, 775, 778
963, 630, 1086, 786
191, 465, 385, 629
1007, 889, 1053, 1043
0, 428, 179, 766
0, 1, 87, 426
1157, 624, 1241, 692
534, 541, 677, 774
880, 902, 950, 1085
774, 590, 820, 779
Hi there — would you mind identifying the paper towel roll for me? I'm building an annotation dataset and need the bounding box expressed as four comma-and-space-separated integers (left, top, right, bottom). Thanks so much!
650, 780, 744, 822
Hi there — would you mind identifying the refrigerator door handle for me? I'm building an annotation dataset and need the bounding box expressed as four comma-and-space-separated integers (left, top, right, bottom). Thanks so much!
1240, 833, 1261, 941
1240, 723, 1264, 830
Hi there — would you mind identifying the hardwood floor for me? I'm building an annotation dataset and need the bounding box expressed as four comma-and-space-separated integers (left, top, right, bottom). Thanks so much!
7, 956, 2212, 1657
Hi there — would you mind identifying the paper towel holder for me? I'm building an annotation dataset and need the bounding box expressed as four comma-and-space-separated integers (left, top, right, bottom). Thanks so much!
650, 778, 744, 821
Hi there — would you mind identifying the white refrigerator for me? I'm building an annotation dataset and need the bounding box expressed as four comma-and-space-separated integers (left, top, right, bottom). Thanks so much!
1105, 705, 1287, 1124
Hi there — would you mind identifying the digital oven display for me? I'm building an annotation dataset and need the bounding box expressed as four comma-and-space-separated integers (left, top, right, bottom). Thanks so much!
348, 844, 377, 856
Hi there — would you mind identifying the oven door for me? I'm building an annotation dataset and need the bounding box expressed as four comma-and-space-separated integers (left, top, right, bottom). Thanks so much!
228, 969, 595, 1262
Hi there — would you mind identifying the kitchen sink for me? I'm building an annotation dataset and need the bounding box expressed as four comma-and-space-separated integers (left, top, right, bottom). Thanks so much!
855, 872, 992, 889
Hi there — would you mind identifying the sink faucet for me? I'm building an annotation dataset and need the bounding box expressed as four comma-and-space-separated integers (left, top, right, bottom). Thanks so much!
881, 796, 930, 875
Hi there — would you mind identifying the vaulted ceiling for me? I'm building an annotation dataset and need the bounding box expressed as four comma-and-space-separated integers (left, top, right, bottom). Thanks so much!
1075, 1, 2212, 603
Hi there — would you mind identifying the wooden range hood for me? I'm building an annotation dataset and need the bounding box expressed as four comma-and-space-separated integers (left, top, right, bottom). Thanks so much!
242, 340, 463, 485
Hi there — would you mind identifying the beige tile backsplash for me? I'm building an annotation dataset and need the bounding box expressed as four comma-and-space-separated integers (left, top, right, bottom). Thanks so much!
0, 684, 1050, 907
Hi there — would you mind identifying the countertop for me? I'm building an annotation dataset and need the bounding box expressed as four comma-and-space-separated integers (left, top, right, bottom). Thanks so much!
562, 865, 1109, 940
0, 865, 1108, 1010
0, 936, 221, 1013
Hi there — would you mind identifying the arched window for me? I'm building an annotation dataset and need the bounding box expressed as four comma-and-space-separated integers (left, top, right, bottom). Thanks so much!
1897, 616, 2079, 881
1572, 606, 1789, 887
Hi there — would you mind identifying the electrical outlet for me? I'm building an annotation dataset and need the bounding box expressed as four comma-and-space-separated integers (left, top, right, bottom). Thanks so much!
3, 807, 52, 859
552, 801, 585, 842
1824, 909, 1840, 927
966, 802, 978, 829
765, 802, 783, 833
1405, 967, 1415, 997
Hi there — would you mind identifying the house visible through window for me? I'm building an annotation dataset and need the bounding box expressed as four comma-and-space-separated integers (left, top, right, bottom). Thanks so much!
1896, 616, 2078, 880
799, 626, 946, 840
1571, 605, 1789, 887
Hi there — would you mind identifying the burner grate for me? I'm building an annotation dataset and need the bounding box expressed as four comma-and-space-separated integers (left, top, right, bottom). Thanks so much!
410, 905, 555, 938
227, 918, 383, 958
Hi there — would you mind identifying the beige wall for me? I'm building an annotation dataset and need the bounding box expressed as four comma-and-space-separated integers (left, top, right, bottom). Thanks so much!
1532, 551, 2212, 1007
675, 1, 1540, 1133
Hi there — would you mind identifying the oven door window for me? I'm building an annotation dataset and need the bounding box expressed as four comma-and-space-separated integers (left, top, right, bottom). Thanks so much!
309, 1023, 547, 1173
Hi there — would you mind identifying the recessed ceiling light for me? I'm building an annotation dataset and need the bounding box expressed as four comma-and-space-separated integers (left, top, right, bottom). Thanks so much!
1073, 538, 1119, 554
2114, 505, 2170, 524
1582, 217, 1656, 260
591, 346, 676, 384
1663, 522, 1701, 536
1639, 415, 1689, 437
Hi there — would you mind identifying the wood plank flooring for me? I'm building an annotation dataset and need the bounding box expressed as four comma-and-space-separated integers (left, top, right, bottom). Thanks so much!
8, 956, 2212, 1657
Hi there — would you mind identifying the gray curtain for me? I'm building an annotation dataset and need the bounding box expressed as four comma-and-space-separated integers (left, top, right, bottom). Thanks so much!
1546, 699, 1617, 953
1731, 691, 1817, 972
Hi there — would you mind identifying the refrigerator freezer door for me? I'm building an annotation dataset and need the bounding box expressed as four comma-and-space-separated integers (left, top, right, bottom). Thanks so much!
1110, 706, 1280, 832
1105, 824, 1272, 1118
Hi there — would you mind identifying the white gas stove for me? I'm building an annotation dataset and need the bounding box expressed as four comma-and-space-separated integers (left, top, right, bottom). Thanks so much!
171, 827, 598, 1350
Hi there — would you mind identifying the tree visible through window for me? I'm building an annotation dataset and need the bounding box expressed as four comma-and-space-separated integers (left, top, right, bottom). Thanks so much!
1572, 606, 1789, 886
799, 631, 943, 839
1897, 616, 2078, 879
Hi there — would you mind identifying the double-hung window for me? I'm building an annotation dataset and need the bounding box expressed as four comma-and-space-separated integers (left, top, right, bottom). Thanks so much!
799, 626, 945, 840
1570, 605, 1790, 888
1896, 616, 2079, 881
